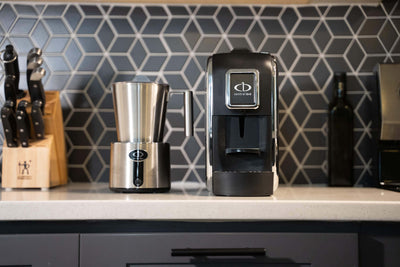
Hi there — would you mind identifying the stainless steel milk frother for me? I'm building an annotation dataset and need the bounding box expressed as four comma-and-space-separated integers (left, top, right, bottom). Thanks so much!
110, 81, 193, 193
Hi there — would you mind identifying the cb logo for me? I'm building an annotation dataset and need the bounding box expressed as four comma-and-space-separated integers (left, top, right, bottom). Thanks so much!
234, 82, 252, 92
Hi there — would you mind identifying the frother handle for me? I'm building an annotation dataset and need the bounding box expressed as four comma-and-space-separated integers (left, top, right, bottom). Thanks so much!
184, 90, 193, 137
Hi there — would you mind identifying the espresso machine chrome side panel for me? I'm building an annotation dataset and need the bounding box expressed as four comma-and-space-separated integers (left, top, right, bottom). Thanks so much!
206, 57, 213, 192
206, 51, 279, 196
110, 142, 170, 192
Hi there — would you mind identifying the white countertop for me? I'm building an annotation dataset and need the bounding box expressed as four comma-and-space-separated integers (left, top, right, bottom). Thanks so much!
0, 182, 399, 221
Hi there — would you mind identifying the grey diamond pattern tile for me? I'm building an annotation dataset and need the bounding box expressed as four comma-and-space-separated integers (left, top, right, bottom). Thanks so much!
130, 40, 147, 68
31, 21, 50, 48
87, 114, 105, 145
379, 21, 398, 51
326, 38, 352, 54
280, 8, 298, 33
143, 37, 167, 53
294, 20, 319, 36
11, 18, 36, 35
293, 38, 318, 54
346, 6, 365, 34
97, 21, 115, 50
64, 5, 82, 31
297, 7, 319, 17
184, 21, 201, 49
78, 37, 102, 53
0, 4, 17, 31
111, 18, 135, 34
110, 37, 134, 53
14, 4, 38, 15
229, 19, 253, 35
81, 5, 102, 16
164, 18, 189, 34
130, 7, 147, 32
44, 18, 70, 34
110, 6, 131, 16
65, 39, 83, 69
0, 2, 395, 187
216, 7, 233, 31
261, 19, 285, 35
43, 5, 66, 16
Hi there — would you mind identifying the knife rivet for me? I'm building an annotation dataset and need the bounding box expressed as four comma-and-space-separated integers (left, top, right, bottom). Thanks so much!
33, 84, 38, 88
37, 134, 42, 137
5, 129, 9, 132
20, 129, 24, 132
22, 142, 27, 146
17, 116, 22, 120
35, 122, 39, 125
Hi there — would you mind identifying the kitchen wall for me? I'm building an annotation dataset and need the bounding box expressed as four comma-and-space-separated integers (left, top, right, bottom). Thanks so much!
0, 1, 398, 186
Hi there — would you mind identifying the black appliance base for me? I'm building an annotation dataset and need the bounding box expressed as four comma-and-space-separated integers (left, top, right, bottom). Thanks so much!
212, 171, 274, 196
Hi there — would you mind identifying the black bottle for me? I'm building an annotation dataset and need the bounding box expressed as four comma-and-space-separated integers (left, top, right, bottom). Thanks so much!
328, 73, 354, 186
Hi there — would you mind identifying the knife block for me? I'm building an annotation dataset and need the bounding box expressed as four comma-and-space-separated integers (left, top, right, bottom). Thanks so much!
1, 91, 68, 189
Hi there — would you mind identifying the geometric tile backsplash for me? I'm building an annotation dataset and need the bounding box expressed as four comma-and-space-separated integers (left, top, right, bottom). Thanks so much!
1, 2, 399, 186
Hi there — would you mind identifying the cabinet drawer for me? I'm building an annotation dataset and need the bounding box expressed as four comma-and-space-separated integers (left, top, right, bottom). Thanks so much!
0, 234, 79, 267
80, 233, 357, 267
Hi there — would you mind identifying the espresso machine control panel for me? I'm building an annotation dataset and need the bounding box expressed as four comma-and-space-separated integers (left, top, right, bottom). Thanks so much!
226, 69, 259, 109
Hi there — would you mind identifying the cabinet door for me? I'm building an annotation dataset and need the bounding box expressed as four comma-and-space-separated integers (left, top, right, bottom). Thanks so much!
80, 233, 357, 267
360, 234, 400, 267
0, 234, 79, 267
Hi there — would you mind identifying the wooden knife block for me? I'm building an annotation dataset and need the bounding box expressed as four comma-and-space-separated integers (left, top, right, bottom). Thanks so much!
2, 91, 68, 189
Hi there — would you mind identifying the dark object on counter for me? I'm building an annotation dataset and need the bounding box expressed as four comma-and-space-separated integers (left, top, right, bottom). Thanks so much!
376, 63, 400, 192
16, 100, 31, 147
31, 100, 45, 139
3, 45, 25, 99
205, 50, 279, 196
1, 100, 18, 147
328, 72, 354, 186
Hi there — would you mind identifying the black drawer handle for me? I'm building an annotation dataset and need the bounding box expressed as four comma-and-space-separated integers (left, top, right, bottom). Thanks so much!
171, 248, 266, 257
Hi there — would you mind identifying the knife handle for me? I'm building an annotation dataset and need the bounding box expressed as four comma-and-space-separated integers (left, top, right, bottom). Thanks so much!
4, 75, 17, 110
29, 80, 46, 110
16, 100, 31, 147
3, 45, 20, 90
1, 102, 18, 147
31, 100, 45, 139
3, 45, 25, 99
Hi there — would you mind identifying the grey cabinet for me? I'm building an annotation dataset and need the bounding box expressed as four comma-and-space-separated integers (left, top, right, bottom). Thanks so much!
0, 234, 79, 267
360, 233, 400, 267
80, 232, 358, 267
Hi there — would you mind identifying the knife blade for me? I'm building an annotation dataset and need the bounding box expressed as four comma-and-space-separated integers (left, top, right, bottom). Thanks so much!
3, 44, 25, 99
26, 55, 43, 90
29, 67, 46, 111
1, 100, 18, 147
31, 100, 45, 139
16, 100, 31, 147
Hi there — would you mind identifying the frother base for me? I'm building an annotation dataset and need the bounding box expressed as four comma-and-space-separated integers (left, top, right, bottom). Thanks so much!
109, 142, 171, 193
110, 187, 170, 193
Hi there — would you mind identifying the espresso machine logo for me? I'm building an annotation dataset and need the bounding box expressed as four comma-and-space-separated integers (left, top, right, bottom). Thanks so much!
234, 82, 252, 93
129, 150, 148, 161
17, 160, 32, 180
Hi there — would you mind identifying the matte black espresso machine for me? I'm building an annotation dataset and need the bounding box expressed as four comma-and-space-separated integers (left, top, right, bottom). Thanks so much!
206, 50, 279, 196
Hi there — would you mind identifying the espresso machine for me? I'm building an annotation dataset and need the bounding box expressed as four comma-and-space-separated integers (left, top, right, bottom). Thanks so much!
206, 50, 279, 196
109, 82, 192, 193
377, 63, 400, 191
